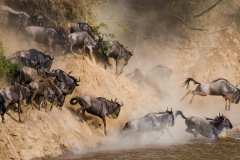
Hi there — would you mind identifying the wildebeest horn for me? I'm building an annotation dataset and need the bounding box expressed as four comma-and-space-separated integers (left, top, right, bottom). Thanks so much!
171, 108, 173, 112
115, 98, 117, 102
68, 71, 72, 75
77, 77, 80, 82
50, 55, 54, 60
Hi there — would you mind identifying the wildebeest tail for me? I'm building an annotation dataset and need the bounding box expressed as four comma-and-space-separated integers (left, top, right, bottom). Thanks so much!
175, 111, 187, 120
183, 78, 200, 89
70, 96, 89, 108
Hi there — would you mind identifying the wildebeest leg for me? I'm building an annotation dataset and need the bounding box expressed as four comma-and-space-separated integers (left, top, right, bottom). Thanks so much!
70, 43, 74, 53
227, 100, 231, 111
186, 128, 197, 137
116, 59, 119, 75
48, 37, 55, 53
17, 101, 22, 122
180, 90, 191, 101
82, 109, 87, 119
1, 113, 5, 123
88, 46, 96, 64
189, 93, 195, 104
102, 117, 107, 136
31, 91, 40, 110
224, 98, 230, 111
0, 104, 6, 123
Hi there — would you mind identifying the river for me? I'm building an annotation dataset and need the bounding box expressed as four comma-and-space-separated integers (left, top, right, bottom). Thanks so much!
55, 137, 240, 160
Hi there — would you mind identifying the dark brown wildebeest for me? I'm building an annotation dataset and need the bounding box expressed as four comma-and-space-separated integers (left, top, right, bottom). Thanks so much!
175, 111, 233, 139
29, 78, 65, 111
70, 96, 123, 135
12, 49, 54, 71
0, 83, 31, 123
45, 69, 80, 95
181, 78, 240, 110
10, 66, 47, 86
106, 41, 133, 75
122, 108, 175, 134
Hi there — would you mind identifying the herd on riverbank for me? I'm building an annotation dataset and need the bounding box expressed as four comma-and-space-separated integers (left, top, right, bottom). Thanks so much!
0, 4, 238, 140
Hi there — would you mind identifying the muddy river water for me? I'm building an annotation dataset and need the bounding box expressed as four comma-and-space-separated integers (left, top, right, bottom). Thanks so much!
56, 138, 240, 160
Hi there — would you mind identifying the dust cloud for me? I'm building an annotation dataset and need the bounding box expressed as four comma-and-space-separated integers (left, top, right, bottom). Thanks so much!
89, 0, 240, 152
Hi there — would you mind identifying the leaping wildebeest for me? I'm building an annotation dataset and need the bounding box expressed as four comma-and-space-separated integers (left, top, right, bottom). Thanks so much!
70, 96, 123, 135
175, 111, 233, 139
106, 41, 133, 75
122, 108, 175, 134
181, 78, 240, 110
0, 83, 32, 123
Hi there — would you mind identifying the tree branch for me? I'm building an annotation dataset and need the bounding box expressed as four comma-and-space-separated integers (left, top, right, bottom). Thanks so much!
194, 0, 223, 18
171, 15, 208, 31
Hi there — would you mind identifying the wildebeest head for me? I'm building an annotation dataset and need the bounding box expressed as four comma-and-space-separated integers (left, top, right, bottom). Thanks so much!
109, 98, 123, 119
51, 69, 80, 95
159, 107, 175, 127
211, 113, 233, 130
233, 87, 240, 104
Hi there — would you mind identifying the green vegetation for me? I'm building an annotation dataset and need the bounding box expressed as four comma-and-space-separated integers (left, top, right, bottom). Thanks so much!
0, 42, 20, 80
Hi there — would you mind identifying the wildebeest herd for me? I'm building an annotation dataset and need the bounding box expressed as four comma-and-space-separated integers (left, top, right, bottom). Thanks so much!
0, 5, 133, 75
0, 5, 237, 140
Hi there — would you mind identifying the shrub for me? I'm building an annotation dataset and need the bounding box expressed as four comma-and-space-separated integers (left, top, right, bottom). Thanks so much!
0, 42, 21, 80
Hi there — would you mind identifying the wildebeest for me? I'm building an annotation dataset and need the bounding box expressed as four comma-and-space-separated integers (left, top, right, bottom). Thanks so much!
24, 26, 67, 52
0, 5, 30, 30
69, 22, 97, 40
181, 78, 240, 110
29, 78, 65, 110
46, 69, 80, 95
106, 41, 133, 75
12, 49, 54, 71
0, 83, 31, 123
70, 96, 123, 135
68, 31, 98, 61
175, 111, 233, 139
122, 108, 174, 134
10, 66, 47, 86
